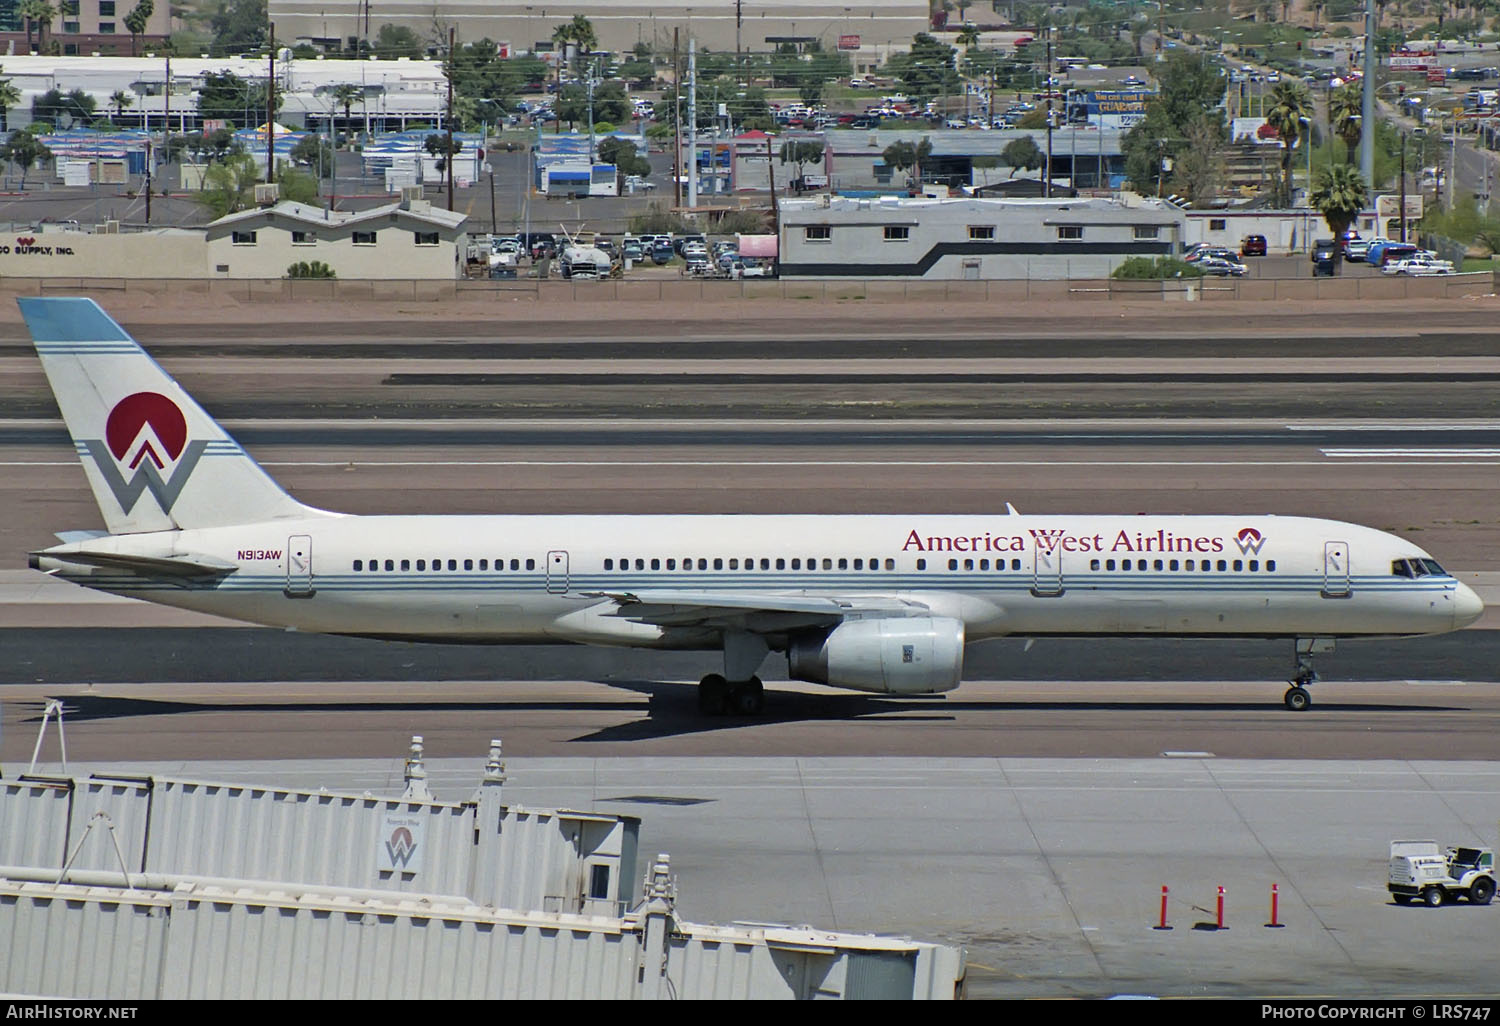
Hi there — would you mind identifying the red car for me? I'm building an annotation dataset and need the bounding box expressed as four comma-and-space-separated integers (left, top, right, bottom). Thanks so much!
1241, 234, 1268, 257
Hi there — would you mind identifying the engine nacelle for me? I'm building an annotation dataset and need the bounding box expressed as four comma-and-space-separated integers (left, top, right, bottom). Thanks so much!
788, 616, 965, 695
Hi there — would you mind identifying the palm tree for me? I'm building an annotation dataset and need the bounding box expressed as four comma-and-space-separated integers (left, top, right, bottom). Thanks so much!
1329, 82, 1363, 165
956, 24, 981, 48
1310, 162, 1368, 273
567, 14, 597, 57
124, 0, 154, 58
19, 0, 56, 54
0, 73, 19, 133
332, 83, 361, 135
109, 90, 133, 125
1265, 81, 1314, 207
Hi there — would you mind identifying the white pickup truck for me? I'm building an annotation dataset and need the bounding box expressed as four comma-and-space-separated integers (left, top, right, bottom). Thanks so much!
1388, 841, 1496, 906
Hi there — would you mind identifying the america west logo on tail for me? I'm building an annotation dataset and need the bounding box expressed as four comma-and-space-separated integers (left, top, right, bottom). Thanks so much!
82, 392, 207, 514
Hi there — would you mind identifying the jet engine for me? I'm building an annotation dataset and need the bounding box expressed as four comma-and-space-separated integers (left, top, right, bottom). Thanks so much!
788, 616, 965, 694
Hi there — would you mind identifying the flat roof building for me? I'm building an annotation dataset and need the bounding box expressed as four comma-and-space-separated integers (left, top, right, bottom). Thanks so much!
777, 194, 1184, 280
267, 1, 930, 58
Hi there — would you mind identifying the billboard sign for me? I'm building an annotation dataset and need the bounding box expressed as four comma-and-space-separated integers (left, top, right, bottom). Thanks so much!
1376, 193, 1424, 219
838, 34, 861, 50
1076, 89, 1152, 128
1390, 50, 1436, 71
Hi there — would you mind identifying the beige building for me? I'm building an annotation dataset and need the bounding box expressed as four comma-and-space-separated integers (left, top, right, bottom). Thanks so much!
0, 196, 466, 281
205, 198, 469, 280
268, 0, 929, 56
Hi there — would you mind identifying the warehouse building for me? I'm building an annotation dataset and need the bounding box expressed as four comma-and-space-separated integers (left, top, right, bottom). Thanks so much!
777, 193, 1184, 280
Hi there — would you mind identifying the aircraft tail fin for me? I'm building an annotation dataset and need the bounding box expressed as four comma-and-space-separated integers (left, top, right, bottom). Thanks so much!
20, 297, 332, 534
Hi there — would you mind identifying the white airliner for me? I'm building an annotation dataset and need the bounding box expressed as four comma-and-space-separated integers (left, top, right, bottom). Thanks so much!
22, 297, 1484, 714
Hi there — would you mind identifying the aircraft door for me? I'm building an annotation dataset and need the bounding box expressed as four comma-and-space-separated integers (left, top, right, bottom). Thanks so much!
285, 534, 314, 597
546, 550, 570, 594
1031, 543, 1064, 597
1322, 541, 1351, 598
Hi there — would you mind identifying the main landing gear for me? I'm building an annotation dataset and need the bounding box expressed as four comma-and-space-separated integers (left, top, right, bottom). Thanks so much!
697, 674, 766, 716
1284, 637, 1335, 711
697, 630, 770, 717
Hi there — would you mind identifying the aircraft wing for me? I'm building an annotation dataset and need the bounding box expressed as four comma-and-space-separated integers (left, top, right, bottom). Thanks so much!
583, 589, 925, 631
31, 548, 240, 579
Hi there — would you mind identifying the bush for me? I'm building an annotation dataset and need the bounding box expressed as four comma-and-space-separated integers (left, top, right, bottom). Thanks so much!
713, 208, 772, 235
287, 261, 336, 279
1111, 256, 1205, 280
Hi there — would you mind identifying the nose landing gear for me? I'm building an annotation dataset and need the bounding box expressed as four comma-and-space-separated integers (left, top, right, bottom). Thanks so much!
1284, 637, 1335, 711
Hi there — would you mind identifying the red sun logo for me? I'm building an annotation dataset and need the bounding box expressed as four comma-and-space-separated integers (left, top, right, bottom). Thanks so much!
105, 392, 188, 470
17, 237, 35, 246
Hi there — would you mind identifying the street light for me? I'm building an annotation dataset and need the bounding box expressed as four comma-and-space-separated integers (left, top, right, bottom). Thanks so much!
1299, 114, 1312, 207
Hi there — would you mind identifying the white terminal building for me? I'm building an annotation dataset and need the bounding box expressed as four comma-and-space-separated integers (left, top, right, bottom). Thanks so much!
0, 53, 458, 134
776, 194, 1186, 280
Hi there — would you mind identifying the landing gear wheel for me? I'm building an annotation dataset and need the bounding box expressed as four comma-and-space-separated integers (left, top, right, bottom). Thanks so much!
727, 677, 765, 716
1469, 877, 1496, 905
1284, 686, 1312, 712
697, 674, 729, 716
1423, 886, 1446, 908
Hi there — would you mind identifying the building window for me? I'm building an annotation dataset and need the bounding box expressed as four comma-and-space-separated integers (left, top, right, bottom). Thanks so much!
413, 231, 439, 246
353, 231, 377, 245
968, 225, 995, 240
873, 162, 893, 184
231, 231, 257, 245
1210, 218, 1227, 231
1057, 225, 1083, 240
292, 230, 317, 245
99, 0, 116, 13
804, 225, 831, 242
883, 226, 910, 242
1134, 225, 1159, 240
99, 21, 114, 32
63, 21, 80, 33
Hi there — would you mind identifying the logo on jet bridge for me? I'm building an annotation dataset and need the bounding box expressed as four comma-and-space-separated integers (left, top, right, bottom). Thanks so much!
385, 826, 419, 868
81, 392, 207, 514
1233, 527, 1268, 555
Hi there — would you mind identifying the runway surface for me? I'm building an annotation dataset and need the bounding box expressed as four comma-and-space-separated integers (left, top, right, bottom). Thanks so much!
4, 308, 1499, 998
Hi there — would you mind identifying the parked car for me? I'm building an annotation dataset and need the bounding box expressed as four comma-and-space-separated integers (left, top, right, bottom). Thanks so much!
650, 242, 675, 265
1383, 255, 1455, 275
1368, 240, 1420, 266
1240, 234, 1268, 257
1311, 238, 1338, 276
1185, 246, 1239, 264
1198, 255, 1248, 277
1344, 235, 1378, 262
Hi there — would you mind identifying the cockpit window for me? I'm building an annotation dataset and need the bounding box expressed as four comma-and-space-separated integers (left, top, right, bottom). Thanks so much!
1393, 557, 1447, 578
1421, 558, 1446, 576
1392, 559, 1412, 578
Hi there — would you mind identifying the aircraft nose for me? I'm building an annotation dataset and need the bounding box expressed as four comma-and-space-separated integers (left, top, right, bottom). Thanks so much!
1454, 582, 1485, 629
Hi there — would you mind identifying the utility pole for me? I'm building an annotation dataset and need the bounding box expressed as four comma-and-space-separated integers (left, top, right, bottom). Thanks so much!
766, 135, 779, 274
688, 38, 698, 209
447, 26, 456, 211
144, 138, 152, 224
672, 28, 681, 208
267, 24, 276, 183
1045, 33, 1053, 198
1360, 0, 1375, 188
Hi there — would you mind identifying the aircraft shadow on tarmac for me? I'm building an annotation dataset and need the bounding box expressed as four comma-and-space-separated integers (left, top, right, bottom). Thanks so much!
11, 684, 1469, 746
